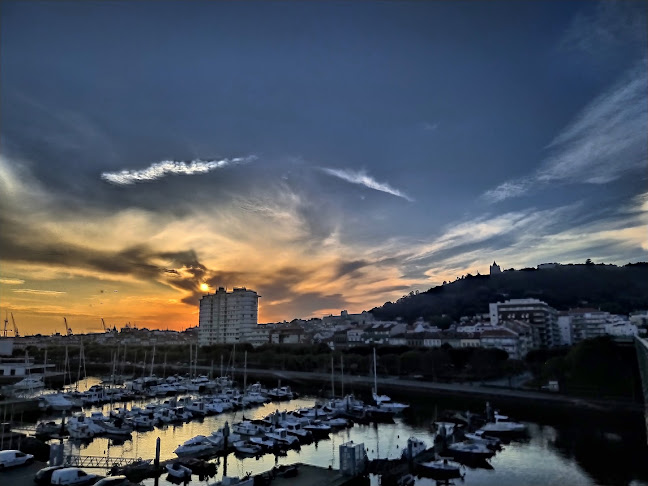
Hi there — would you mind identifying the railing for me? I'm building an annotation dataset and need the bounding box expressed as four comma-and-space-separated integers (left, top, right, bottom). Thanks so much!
64, 454, 144, 469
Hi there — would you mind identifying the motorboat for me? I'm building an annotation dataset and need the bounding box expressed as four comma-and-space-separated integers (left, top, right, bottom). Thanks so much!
12, 376, 45, 390
322, 417, 348, 429
417, 458, 463, 480
36, 421, 64, 437
401, 437, 427, 460
249, 436, 276, 450
210, 475, 253, 486
266, 428, 300, 446
281, 421, 312, 441
233, 440, 262, 455
479, 413, 527, 436
268, 386, 293, 401
447, 441, 495, 460
302, 419, 331, 438
233, 421, 266, 437
372, 392, 409, 413
464, 430, 501, 449
68, 413, 104, 437
38, 393, 74, 411
174, 436, 220, 456
165, 462, 191, 479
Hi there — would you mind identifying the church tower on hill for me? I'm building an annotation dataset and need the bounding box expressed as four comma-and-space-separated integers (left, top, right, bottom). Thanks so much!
490, 261, 502, 275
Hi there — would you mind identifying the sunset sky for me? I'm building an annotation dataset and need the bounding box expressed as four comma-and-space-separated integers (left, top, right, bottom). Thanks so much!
1, 1, 646, 335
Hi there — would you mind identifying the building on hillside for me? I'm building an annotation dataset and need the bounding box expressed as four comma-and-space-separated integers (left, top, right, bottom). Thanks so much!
423, 333, 442, 348
270, 326, 304, 345
198, 287, 259, 345
557, 313, 573, 346
347, 328, 365, 344
248, 325, 271, 347
480, 328, 522, 359
568, 308, 608, 344
460, 333, 481, 348
489, 299, 559, 349
537, 262, 560, 269
500, 320, 532, 357
490, 261, 502, 275
604, 318, 638, 338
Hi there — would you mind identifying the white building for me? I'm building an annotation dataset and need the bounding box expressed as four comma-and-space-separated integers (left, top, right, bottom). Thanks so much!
489, 299, 559, 349
480, 328, 521, 359
569, 308, 608, 344
557, 313, 573, 346
198, 287, 259, 345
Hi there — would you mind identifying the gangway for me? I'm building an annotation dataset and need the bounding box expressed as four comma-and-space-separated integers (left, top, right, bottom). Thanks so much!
63, 454, 147, 469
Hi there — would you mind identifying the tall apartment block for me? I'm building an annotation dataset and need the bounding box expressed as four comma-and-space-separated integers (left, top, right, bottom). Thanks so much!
198, 287, 259, 345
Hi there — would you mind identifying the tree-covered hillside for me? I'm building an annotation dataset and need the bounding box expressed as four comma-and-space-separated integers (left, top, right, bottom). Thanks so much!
371, 262, 648, 325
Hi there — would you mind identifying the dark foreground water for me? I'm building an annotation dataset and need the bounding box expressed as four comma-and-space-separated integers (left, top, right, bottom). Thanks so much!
41, 380, 648, 486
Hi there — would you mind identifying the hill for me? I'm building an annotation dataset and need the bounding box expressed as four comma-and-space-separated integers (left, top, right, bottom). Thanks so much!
371, 262, 648, 325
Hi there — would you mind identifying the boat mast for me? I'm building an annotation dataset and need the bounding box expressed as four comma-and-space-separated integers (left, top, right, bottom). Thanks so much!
340, 355, 344, 397
243, 350, 247, 392
373, 347, 377, 396
189, 344, 193, 379
63, 344, 69, 388
331, 355, 335, 398
150, 344, 155, 377
194, 345, 198, 377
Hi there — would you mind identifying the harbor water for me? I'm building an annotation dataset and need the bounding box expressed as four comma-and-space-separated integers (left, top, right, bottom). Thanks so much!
32, 378, 648, 486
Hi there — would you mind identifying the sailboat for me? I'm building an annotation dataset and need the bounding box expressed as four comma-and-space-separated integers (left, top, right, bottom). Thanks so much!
371, 348, 409, 414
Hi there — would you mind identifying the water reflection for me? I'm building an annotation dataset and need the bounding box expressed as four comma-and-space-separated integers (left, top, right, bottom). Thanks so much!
39, 379, 647, 486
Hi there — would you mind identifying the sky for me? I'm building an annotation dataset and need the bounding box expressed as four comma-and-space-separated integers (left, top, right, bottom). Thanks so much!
1, 1, 646, 335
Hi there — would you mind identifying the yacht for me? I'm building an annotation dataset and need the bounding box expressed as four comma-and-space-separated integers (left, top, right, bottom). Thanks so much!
401, 437, 427, 460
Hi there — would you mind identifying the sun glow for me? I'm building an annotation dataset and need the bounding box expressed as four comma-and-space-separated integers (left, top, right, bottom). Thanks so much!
200, 283, 210, 292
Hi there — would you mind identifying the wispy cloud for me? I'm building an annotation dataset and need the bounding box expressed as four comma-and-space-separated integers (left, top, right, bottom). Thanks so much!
483, 59, 647, 203
321, 168, 414, 202
101, 156, 256, 185
13, 289, 66, 295
0, 278, 25, 285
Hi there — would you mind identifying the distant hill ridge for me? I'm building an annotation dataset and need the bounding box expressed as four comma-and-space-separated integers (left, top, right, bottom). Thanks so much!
370, 262, 648, 324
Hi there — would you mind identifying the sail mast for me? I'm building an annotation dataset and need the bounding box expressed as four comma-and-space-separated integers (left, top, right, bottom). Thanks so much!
373, 347, 377, 396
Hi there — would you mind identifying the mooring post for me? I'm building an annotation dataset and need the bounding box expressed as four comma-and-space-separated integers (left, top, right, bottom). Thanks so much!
155, 436, 161, 469
223, 421, 230, 477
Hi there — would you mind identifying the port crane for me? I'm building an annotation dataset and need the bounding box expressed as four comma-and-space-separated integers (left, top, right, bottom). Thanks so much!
3, 312, 8, 338
63, 317, 73, 336
11, 313, 19, 337
101, 318, 107, 332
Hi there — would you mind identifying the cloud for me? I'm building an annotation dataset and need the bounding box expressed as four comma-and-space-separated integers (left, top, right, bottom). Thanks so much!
321, 167, 414, 201
561, 2, 647, 58
101, 156, 256, 185
0, 278, 25, 285
483, 59, 648, 203
13, 289, 66, 295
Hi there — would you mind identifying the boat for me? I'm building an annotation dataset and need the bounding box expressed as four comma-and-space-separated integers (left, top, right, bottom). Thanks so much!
447, 441, 495, 460
12, 376, 45, 390
464, 430, 501, 449
417, 458, 463, 480
301, 419, 331, 438
268, 386, 293, 401
233, 421, 267, 437
266, 428, 300, 446
165, 463, 192, 479
281, 421, 312, 442
233, 440, 262, 455
36, 421, 64, 437
174, 436, 220, 456
479, 413, 527, 436
210, 475, 253, 486
38, 393, 74, 411
397, 474, 416, 486
371, 348, 409, 414
401, 437, 427, 460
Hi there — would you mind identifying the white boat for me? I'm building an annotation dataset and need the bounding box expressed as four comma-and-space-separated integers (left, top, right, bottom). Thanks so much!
249, 436, 276, 449
233, 421, 266, 437
38, 393, 74, 411
447, 441, 495, 459
266, 428, 299, 446
281, 421, 312, 441
210, 475, 253, 486
434, 421, 456, 436
302, 420, 331, 437
372, 348, 409, 413
268, 386, 293, 401
479, 413, 527, 436
12, 376, 45, 390
418, 458, 463, 479
322, 417, 348, 429
464, 430, 501, 449
174, 436, 220, 456
401, 437, 427, 460
165, 463, 192, 479
233, 440, 262, 455
129, 414, 155, 429
68, 413, 104, 437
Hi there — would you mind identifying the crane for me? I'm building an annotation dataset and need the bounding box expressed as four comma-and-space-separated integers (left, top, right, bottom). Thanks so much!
63, 317, 72, 336
101, 318, 107, 332
3, 312, 8, 338
11, 313, 19, 337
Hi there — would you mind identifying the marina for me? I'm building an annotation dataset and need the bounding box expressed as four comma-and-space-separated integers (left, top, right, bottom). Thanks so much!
1, 375, 647, 486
